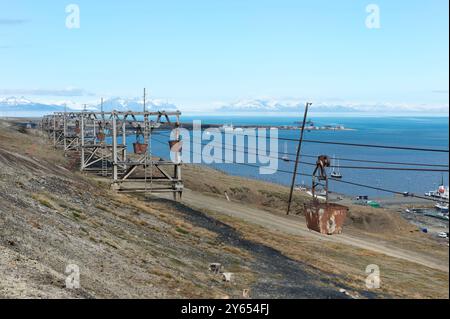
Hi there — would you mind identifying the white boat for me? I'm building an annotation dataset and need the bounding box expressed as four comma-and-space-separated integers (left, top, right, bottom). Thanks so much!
439, 185, 449, 201
295, 182, 308, 192
331, 155, 343, 179
306, 191, 327, 201
435, 202, 449, 213
425, 177, 449, 201
438, 232, 448, 239
220, 123, 234, 132
316, 189, 328, 196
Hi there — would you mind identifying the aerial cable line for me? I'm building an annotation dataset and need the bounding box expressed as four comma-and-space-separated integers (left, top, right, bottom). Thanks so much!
212, 129, 449, 153
151, 136, 447, 203
154, 131, 449, 167
152, 133, 449, 172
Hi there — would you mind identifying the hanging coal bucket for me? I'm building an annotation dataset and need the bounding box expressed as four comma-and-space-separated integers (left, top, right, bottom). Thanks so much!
96, 132, 106, 141
74, 120, 80, 134
133, 142, 148, 154
133, 123, 148, 154
304, 201, 348, 235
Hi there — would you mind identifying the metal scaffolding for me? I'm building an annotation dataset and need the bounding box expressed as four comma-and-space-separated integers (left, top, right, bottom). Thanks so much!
40, 110, 183, 200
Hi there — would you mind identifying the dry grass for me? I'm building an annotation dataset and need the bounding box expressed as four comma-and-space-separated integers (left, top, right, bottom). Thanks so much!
183, 164, 309, 212
220, 245, 253, 259
112, 194, 219, 241
2, 120, 446, 299
183, 164, 447, 258
207, 212, 449, 299
0, 122, 259, 299
31, 194, 55, 210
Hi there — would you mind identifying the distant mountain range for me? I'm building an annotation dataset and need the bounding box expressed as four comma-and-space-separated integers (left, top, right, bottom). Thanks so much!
218, 99, 301, 112
218, 100, 365, 113
0, 96, 178, 115
217, 99, 449, 114
98, 97, 178, 112
0, 97, 67, 113
1, 96, 447, 116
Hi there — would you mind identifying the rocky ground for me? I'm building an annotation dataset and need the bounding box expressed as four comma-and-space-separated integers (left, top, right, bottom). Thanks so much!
0, 120, 363, 299
0, 119, 448, 299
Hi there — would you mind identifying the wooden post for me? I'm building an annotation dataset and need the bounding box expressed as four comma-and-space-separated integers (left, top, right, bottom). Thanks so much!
53, 115, 57, 147
80, 114, 85, 171
112, 113, 118, 184
287, 102, 311, 215
93, 117, 97, 146
175, 114, 182, 200
122, 120, 127, 162
63, 113, 67, 152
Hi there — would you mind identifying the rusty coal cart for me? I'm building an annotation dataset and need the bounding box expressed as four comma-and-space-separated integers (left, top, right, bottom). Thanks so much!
303, 201, 348, 235
303, 155, 349, 235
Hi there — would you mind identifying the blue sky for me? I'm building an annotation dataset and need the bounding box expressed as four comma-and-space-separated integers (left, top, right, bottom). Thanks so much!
0, 0, 448, 112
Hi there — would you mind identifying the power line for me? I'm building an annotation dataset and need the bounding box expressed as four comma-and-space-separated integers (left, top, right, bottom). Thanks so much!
236, 130, 450, 153
164, 127, 450, 153
287, 103, 311, 215
327, 165, 447, 172
301, 139, 449, 153
273, 149, 448, 168
330, 178, 435, 201
316, 156, 448, 168
154, 130, 449, 168
152, 132, 449, 172
151, 136, 447, 203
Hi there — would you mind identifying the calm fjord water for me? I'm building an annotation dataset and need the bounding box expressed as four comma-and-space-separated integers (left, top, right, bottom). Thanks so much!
146, 116, 449, 198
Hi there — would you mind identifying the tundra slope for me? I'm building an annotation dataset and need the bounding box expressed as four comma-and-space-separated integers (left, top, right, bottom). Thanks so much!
0, 121, 359, 299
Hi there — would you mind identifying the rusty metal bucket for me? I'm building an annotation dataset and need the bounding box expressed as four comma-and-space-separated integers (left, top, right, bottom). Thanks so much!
304, 202, 348, 235
133, 143, 148, 154
168, 140, 183, 152
96, 132, 106, 141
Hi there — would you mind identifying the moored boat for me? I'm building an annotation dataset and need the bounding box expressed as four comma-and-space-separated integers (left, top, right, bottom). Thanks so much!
330, 155, 343, 179
425, 177, 449, 201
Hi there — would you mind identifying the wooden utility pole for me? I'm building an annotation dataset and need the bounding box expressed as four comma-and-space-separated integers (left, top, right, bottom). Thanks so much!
143, 88, 146, 113
287, 102, 312, 215
112, 113, 118, 183
80, 114, 85, 171
63, 104, 67, 152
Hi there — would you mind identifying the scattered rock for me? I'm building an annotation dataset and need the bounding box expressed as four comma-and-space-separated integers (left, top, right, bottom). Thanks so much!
338, 288, 359, 299
209, 263, 222, 274
222, 272, 233, 282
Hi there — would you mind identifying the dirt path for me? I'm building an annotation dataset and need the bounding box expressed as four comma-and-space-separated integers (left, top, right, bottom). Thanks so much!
160, 189, 449, 273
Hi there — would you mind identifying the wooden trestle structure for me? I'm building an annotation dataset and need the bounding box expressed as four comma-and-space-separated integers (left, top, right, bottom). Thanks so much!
41, 110, 183, 200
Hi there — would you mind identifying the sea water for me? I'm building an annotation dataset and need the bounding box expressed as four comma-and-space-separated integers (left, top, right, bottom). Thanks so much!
140, 115, 449, 198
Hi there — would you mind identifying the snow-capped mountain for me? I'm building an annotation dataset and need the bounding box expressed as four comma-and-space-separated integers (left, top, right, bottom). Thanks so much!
218, 99, 305, 112
0, 96, 34, 106
98, 97, 178, 112
217, 98, 450, 114
0, 96, 67, 113
0, 96, 179, 116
